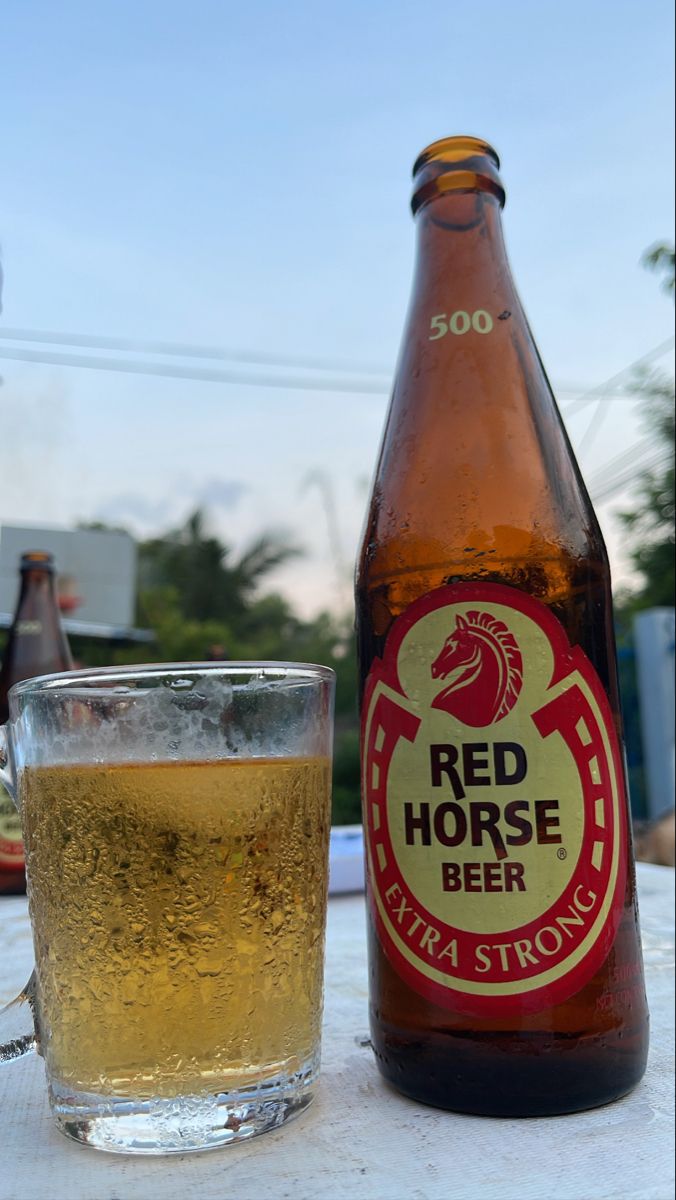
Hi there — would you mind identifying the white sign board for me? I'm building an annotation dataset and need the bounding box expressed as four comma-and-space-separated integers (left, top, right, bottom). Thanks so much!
0, 524, 137, 629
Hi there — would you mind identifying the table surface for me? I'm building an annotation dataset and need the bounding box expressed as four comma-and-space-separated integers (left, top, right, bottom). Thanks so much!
0, 862, 673, 1200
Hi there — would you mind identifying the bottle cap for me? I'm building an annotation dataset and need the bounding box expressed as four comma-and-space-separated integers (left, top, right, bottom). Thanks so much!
20, 551, 55, 571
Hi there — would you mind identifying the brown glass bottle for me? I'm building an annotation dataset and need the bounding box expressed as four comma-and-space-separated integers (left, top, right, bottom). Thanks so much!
355, 137, 649, 1116
0, 551, 73, 894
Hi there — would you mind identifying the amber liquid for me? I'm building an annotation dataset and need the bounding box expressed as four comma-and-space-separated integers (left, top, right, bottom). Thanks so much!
22, 757, 330, 1098
356, 138, 649, 1116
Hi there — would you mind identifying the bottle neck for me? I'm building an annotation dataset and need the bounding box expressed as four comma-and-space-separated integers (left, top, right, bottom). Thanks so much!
360, 177, 607, 598
17, 567, 56, 606
411, 190, 516, 320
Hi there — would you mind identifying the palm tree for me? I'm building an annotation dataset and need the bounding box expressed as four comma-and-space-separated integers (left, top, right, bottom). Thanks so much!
139, 509, 300, 623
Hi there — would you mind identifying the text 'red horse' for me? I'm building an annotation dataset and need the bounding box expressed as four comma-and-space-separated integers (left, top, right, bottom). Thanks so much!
430, 610, 523, 728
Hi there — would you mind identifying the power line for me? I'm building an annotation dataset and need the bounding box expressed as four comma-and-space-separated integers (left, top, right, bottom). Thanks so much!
0, 325, 633, 393
576, 396, 610, 456
586, 436, 661, 488
0, 327, 672, 402
0, 345, 391, 394
590, 449, 673, 503
560, 336, 675, 417
587, 432, 670, 488
0, 325, 392, 378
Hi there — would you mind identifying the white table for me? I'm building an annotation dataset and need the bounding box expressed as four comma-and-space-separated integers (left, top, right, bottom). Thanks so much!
1, 862, 673, 1200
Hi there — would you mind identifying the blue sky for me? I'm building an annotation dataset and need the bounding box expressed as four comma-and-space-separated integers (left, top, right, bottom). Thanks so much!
1, 0, 674, 615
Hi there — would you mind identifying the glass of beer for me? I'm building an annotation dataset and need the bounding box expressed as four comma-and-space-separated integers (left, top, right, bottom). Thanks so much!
0, 662, 335, 1154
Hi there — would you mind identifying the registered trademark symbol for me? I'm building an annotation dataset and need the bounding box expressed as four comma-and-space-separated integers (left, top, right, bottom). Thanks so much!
557, 847, 567, 860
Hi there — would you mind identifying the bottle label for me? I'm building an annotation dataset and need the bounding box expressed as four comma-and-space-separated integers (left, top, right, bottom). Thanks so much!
361, 582, 628, 1016
0, 780, 24, 869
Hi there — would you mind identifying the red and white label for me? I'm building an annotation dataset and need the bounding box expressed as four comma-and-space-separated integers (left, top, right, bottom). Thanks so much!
0, 780, 24, 868
361, 583, 628, 1017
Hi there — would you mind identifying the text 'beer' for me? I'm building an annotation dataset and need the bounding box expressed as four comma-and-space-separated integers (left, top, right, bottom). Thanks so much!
23, 756, 330, 1097
356, 136, 649, 1116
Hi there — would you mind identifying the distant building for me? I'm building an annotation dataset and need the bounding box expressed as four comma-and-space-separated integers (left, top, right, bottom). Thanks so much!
0, 524, 153, 643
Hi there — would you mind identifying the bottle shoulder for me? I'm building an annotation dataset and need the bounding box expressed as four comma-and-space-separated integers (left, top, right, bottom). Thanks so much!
0, 601, 73, 692
359, 326, 605, 594
359, 457, 607, 596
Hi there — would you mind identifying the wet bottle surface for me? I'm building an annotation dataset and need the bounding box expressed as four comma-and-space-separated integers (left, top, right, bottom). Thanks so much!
355, 137, 649, 1116
0, 551, 73, 894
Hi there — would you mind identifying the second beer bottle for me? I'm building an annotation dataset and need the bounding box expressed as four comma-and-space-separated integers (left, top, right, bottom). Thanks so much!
0, 551, 73, 894
356, 137, 649, 1116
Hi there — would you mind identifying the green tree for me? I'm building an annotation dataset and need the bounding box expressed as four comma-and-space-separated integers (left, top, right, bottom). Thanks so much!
74, 510, 363, 824
612, 246, 674, 817
618, 375, 674, 609
139, 509, 300, 629
642, 241, 676, 295
616, 242, 675, 610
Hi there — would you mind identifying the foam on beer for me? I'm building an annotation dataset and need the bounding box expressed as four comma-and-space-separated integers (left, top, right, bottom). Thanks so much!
13, 670, 320, 769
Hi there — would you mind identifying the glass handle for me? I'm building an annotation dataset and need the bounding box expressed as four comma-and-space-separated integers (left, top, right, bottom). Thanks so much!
0, 723, 16, 807
0, 972, 37, 1063
0, 724, 37, 1063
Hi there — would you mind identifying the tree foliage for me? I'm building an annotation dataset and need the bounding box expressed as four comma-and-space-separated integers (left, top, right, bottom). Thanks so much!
72, 509, 361, 824
618, 376, 674, 609
642, 241, 676, 295
138, 509, 300, 627
612, 248, 674, 816
616, 243, 675, 611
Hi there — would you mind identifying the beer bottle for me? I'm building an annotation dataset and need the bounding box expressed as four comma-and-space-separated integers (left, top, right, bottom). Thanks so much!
0, 551, 73, 894
356, 136, 649, 1116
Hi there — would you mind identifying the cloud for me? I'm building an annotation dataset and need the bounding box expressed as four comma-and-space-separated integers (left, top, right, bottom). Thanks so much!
94, 477, 248, 533
94, 493, 174, 527
193, 478, 249, 510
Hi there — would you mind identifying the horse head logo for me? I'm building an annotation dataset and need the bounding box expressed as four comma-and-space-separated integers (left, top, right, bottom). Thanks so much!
430, 609, 523, 727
